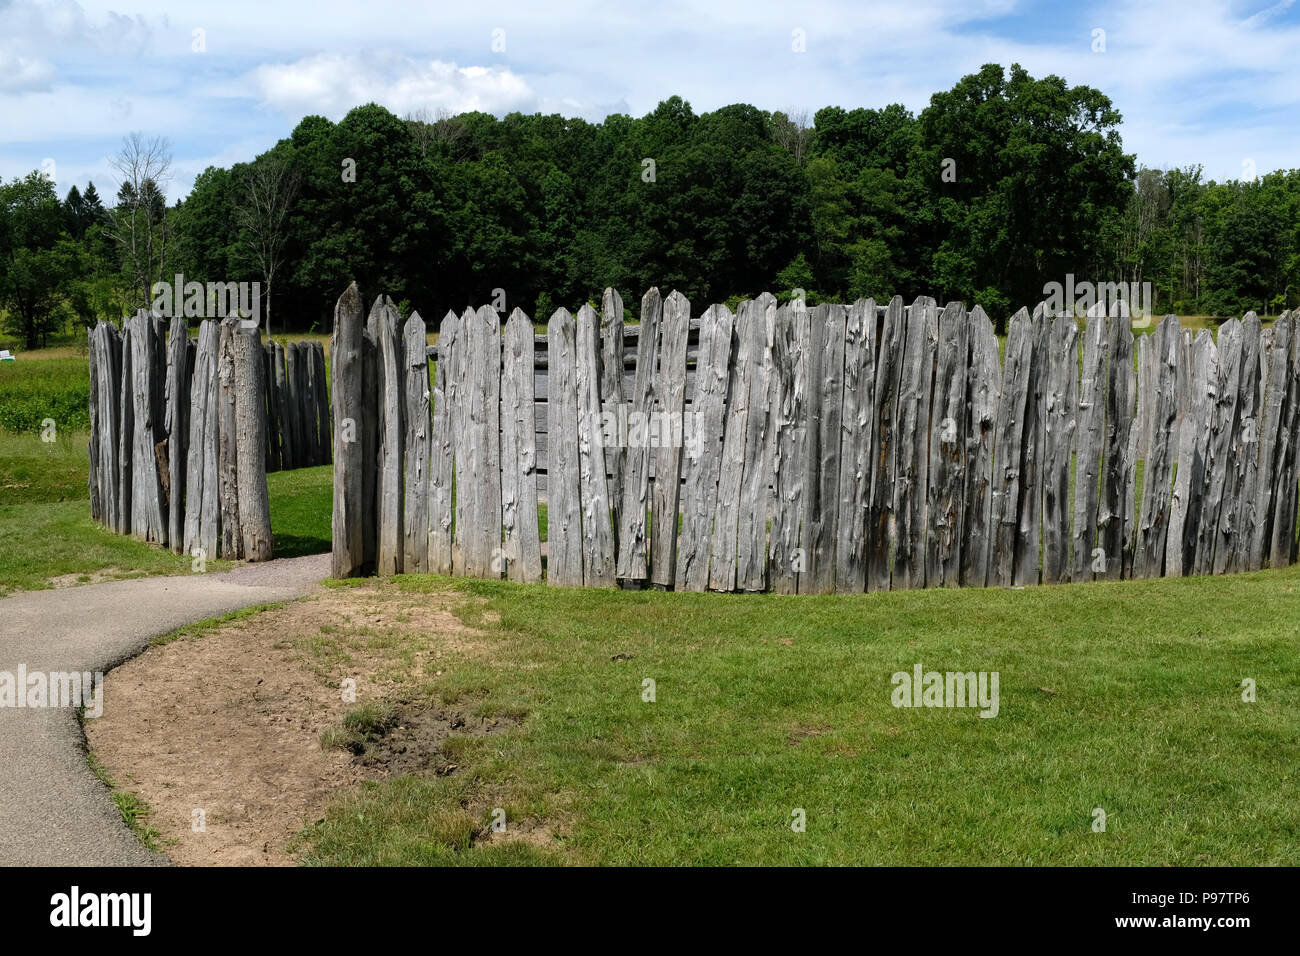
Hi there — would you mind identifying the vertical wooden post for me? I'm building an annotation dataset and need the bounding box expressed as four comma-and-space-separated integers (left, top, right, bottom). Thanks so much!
895, 297, 938, 589
868, 297, 905, 592
926, 302, 969, 587
376, 298, 406, 575
1071, 304, 1107, 581
547, 307, 583, 586
992, 308, 1033, 587
331, 283, 370, 578
184, 320, 221, 563
616, 288, 662, 584
577, 303, 616, 587
835, 298, 877, 593
678, 303, 735, 592
961, 306, 999, 587
429, 310, 459, 575
1042, 312, 1078, 584
233, 323, 272, 561
403, 311, 430, 574
501, 308, 542, 583
165, 315, 190, 553
648, 291, 690, 588
805, 302, 846, 594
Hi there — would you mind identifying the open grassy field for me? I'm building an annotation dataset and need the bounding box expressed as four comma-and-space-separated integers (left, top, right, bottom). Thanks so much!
273, 565, 1300, 866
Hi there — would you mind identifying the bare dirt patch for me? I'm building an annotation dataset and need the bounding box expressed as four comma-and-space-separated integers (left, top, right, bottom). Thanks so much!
85, 583, 506, 866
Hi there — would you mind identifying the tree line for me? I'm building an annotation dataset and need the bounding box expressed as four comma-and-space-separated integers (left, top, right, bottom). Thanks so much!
3, 62, 1299, 350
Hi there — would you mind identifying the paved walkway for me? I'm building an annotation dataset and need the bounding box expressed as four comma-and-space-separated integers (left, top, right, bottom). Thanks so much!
0, 554, 328, 866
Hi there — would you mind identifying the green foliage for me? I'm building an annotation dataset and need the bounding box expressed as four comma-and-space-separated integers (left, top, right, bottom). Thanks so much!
3, 66, 1297, 340
0, 358, 90, 433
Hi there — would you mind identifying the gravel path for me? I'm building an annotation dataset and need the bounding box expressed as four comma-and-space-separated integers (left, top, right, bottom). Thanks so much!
0, 554, 329, 866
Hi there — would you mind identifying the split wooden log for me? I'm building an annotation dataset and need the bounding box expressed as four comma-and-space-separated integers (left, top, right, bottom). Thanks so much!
1100, 311, 1136, 580
992, 308, 1033, 587
835, 298, 877, 592
867, 297, 905, 592
330, 283, 372, 578
217, 317, 242, 559
428, 310, 458, 575
648, 291, 690, 588
1071, 304, 1107, 581
1013, 305, 1049, 587
926, 301, 968, 587
546, 307, 583, 586
615, 288, 662, 584
961, 306, 999, 587
576, 303, 616, 587
600, 289, 626, 554
165, 315, 190, 552
1042, 312, 1078, 584
375, 297, 406, 576
894, 297, 937, 590
402, 311, 430, 573
233, 324, 272, 561
804, 302, 846, 594
501, 308, 542, 583
184, 320, 221, 561
678, 303, 735, 592
1134, 315, 1180, 577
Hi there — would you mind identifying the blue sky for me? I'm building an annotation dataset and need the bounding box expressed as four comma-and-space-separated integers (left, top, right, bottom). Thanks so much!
2, 0, 1298, 201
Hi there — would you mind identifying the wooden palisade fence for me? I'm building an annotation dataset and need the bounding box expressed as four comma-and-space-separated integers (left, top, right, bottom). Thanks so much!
331, 281, 1300, 591
88, 311, 331, 561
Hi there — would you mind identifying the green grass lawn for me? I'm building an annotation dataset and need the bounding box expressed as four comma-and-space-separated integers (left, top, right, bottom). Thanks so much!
293, 567, 1300, 866
0, 429, 336, 595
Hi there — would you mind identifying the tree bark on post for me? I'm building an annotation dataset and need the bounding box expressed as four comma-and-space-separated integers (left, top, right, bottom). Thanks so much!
331, 282, 370, 578
233, 324, 272, 561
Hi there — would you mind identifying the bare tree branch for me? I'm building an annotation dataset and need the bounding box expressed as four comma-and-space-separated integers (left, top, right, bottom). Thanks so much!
234, 152, 301, 339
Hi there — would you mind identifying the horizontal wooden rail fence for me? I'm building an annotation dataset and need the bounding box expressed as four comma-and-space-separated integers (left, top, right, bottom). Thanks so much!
88, 313, 332, 561
331, 281, 1300, 591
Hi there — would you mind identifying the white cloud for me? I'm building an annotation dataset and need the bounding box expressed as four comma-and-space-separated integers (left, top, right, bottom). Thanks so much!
0, 43, 55, 91
246, 52, 537, 120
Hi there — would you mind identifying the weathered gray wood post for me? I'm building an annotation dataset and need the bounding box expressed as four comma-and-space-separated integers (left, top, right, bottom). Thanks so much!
1101, 310, 1136, 580
402, 311, 431, 573
1227, 314, 1262, 573
961, 305, 999, 587
1013, 305, 1049, 587
184, 320, 221, 562
992, 307, 1032, 587
1197, 318, 1243, 575
217, 317, 243, 558
375, 297, 406, 576
116, 320, 133, 536
129, 311, 168, 546
331, 283, 372, 578
429, 310, 459, 574
314, 342, 331, 465
805, 302, 846, 594
1042, 312, 1078, 584
768, 302, 810, 593
895, 297, 937, 590
577, 303, 616, 587
868, 296, 905, 592
501, 308, 542, 583
1272, 320, 1300, 567
164, 315, 190, 553
678, 303, 735, 592
648, 291, 690, 588
926, 302, 968, 587
547, 307, 584, 586
735, 292, 776, 593
616, 288, 662, 585
600, 289, 626, 553
232, 323, 272, 561
1071, 304, 1107, 580
836, 297, 877, 592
